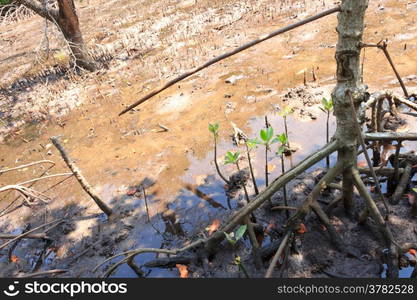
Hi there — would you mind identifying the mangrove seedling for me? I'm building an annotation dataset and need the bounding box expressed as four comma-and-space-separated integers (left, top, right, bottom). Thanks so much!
224, 151, 251, 204
234, 255, 250, 278
320, 97, 334, 169
245, 139, 259, 195
275, 133, 290, 218
209, 123, 230, 184
224, 224, 247, 246
258, 126, 278, 188
278, 105, 293, 154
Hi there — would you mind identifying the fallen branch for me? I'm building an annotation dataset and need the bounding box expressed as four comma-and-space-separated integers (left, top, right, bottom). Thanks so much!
0, 219, 63, 251
0, 160, 55, 175
0, 233, 49, 240
364, 132, 417, 142
17, 269, 68, 278
118, 6, 341, 115
17, 173, 73, 186
265, 232, 291, 278
51, 137, 113, 216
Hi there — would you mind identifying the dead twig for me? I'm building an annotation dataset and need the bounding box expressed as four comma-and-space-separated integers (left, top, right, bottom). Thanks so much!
119, 6, 341, 115
0, 160, 55, 175
51, 137, 113, 216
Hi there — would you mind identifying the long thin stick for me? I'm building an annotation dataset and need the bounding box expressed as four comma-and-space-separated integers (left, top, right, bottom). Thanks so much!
265, 232, 291, 278
0, 219, 63, 250
51, 137, 113, 216
17, 173, 73, 186
0, 160, 55, 174
119, 6, 341, 115
17, 269, 68, 278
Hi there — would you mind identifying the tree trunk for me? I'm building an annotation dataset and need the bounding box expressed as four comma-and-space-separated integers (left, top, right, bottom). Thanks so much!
17, 0, 97, 71
332, 0, 369, 214
56, 0, 97, 71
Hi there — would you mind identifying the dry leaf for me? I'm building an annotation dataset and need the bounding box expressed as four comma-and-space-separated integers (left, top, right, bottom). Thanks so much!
176, 264, 189, 278
297, 223, 307, 234
409, 249, 417, 256
10, 255, 19, 263
357, 161, 367, 168
320, 225, 327, 231
267, 164, 276, 172
126, 187, 137, 196
206, 219, 221, 236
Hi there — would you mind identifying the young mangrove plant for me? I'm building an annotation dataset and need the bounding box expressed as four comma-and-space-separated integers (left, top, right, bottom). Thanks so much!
258, 126, 277, 188
278, 105, 294, 155
234, 255, 250, 278
225, 153, 260, 255
245, 139, 259, 195
320, 97, 334, 169
209, 123, 230, 185
275, 133, 290, 218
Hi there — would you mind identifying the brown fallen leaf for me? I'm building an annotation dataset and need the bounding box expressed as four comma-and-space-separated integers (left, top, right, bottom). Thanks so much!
297, 223, 307, 234
267, 164, 276, 173
357, 161, 367, 168
10, 255, 19, 263
126, 187, 137, 196
205, 219, 221, 236
176, 264, 189, 278
409, 249, 417, 256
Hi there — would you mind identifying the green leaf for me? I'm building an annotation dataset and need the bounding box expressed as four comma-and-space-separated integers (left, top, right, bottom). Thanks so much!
208, 123, 219, 135
246, 139, 259, 149
261, 127, 274, 143
322, 97, 333, 111
276, 145, 286, 156
278, 133, 288, 145
224, 151, 239, 165
413, 188, 417, 193
235, 225, 247, 241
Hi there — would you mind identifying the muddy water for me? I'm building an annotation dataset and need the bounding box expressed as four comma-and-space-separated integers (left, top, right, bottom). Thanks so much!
1, 0, 417, 277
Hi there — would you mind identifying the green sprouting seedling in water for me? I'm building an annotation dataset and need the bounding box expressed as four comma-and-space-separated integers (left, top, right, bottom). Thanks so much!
252, 126, 278, 190
278, 105, 293, 150
224, 225, 247, 246
275, 133, 290, 218
320, 97, 334, 169
224, 151, 240, 165
209, 123, 229, 184
245, 139, 259, 195
234, 255, 250, 278
224, 151, 251, 205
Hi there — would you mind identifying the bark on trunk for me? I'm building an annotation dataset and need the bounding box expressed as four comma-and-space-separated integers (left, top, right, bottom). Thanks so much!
332, 0, 369, 214
56, 0, 96, 71
17, 0, 97, 71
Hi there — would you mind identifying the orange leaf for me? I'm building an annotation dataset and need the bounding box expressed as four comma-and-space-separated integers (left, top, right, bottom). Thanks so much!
206, 219, 221, 236
176, 264, 189, 278
409, 249, 417, 256
357, 161, 367, 168
297, 223, 307, 234
10, 255, 19, 263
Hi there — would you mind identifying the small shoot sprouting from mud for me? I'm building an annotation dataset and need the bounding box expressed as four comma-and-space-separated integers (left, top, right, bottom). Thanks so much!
320, 97, 333, 169
245, 139, 259, 195
274, 133, 290, 219
209, 123, 230, 185
277, 105, 294, 156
